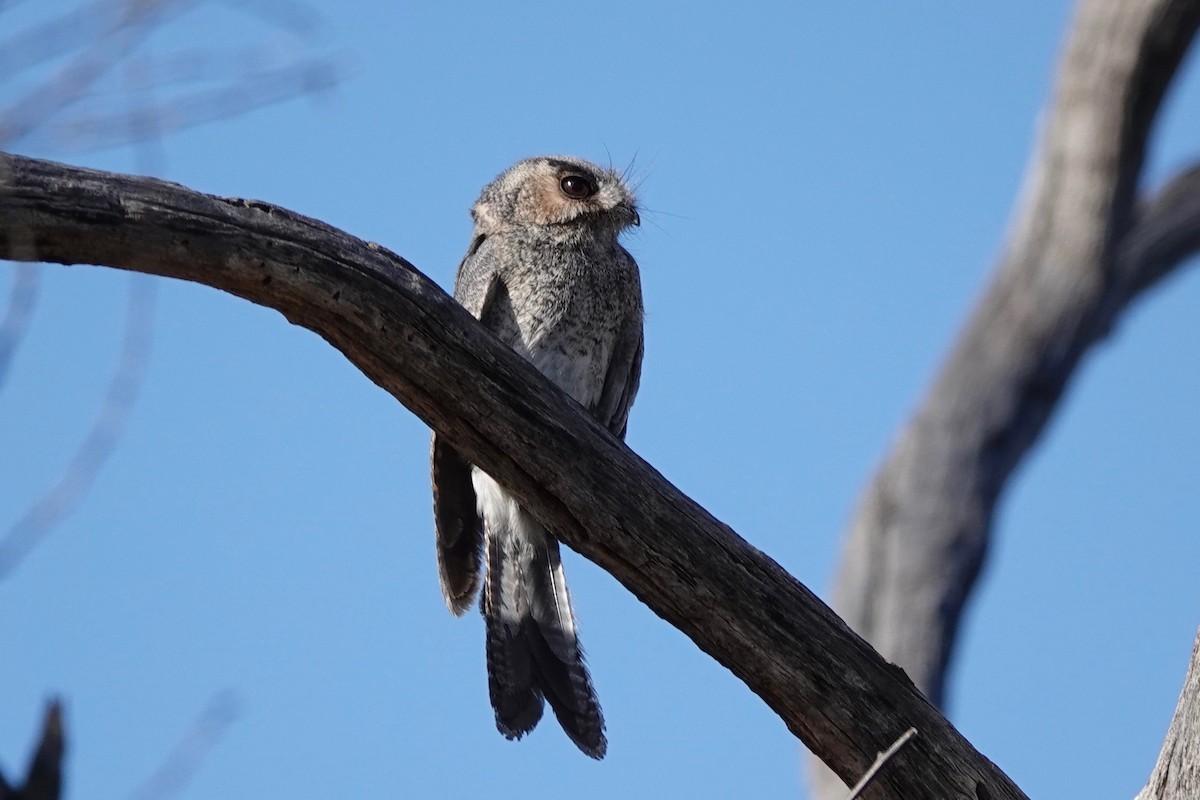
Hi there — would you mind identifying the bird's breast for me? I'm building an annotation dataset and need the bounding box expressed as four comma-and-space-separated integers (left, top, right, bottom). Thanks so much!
503, 246, 631, 410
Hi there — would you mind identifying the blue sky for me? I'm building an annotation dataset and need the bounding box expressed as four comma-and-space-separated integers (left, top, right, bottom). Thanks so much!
3, 2, 1199, 797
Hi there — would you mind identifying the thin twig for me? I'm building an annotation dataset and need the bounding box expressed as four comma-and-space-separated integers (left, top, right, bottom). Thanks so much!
0, 0, 149, 78
212, 0, 325, 38
845, 728, 918, 800
54, 58, 340, 151
0, 275, 155, 580
0, 0, 188, 147
124, 690, 242, 800
0, 262, 39, 391
0, 0, 339, 576
0, 0, 341, 153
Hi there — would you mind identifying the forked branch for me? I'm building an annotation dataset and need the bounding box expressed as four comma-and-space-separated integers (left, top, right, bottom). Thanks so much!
831, 0, 1200, 712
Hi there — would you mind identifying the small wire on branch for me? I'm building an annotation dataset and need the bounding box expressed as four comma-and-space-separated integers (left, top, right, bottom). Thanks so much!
845, 728, 918, 800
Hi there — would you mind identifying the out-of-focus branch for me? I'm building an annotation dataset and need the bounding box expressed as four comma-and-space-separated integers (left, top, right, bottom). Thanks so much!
125, 690, 242, 800
0, 151, 1030, 799
830, 0, 1200, 709
0, 0, 341, 154
0, 275, 155, 579
54, 58, 339, 151
0, 699, 65, 800
1136, 631, 1200, 800
0, 263, 39, 390
0, 0, 186, 147
1115, 162, 1200, 305
817, 2, 1200, 793
0, 0, 340, 579
0, 2, 330, 796
0, 0, 172, 79
211, 0, 324, 35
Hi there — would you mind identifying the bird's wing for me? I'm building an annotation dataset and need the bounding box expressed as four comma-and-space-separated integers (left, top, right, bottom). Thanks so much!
432, 433, 482, 615
453, 234, 494, 316
594, 314, 644, 440
433, 236, 508, 615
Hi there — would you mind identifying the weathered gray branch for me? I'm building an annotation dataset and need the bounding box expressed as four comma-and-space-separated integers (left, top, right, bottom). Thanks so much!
1117, 163, 1200, 304
811, 4, 1200, 795
0, 151, 1025, 799
1137, 631, 1200, 800
831, 0, 1200, 712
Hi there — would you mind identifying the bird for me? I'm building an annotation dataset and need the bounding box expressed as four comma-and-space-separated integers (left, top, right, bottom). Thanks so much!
431, 155, 644, 759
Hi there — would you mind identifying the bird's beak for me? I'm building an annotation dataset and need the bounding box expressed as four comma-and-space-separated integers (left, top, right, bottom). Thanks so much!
620, 202, 640, 227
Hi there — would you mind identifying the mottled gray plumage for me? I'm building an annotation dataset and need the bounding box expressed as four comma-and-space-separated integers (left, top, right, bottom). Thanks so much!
431, 156, 644, 759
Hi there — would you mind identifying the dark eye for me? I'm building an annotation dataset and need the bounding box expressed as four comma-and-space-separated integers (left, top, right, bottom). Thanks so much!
560, 174, 596, 199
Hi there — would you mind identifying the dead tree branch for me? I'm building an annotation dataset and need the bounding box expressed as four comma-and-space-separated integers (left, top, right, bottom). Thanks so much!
0, 699, 65, 800
831, 0, 1200, 711
1137, 630, 1200, 800
0, 151, 1025, 799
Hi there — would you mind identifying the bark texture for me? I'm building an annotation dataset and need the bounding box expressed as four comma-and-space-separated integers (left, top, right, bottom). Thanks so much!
831, 0, 1200, 707
0, 152, 1025, 799
1137, 631, 1200, 800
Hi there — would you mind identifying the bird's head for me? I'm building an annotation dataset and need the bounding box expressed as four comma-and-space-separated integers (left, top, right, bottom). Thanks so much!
471, 156, 639, 239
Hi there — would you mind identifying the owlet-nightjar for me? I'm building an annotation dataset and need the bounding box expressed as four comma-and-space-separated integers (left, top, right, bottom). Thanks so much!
431, 156, 644, 759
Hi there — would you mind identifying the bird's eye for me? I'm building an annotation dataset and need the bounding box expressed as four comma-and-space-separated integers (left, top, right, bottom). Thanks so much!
560, 174, 596, 200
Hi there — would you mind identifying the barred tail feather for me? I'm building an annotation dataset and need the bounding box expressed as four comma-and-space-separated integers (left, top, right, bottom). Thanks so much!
481, 498, 606, 758
526, 537, 606, 758
483, 519, 543, 739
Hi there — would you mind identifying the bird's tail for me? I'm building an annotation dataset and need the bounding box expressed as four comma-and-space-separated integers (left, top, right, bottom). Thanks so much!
482, 505, 606, 759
